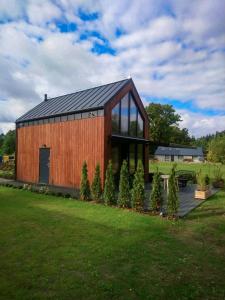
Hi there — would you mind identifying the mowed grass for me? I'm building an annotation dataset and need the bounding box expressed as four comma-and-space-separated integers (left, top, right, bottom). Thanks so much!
0, 187, 225, 300
150, 161, 225, 180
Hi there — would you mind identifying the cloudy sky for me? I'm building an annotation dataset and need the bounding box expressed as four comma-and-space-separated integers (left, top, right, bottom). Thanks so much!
0, 0, 225, 137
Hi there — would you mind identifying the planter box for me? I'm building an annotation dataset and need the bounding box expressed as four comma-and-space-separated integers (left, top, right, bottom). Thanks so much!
195, 189, 211, 200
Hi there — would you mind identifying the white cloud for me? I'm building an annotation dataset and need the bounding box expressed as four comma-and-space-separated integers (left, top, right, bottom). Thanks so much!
27, 0, 62, 25
179, 110, 225, 137
114, 16, 178, 49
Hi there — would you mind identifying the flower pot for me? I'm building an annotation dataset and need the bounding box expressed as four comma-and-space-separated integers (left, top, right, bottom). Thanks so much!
194, 189, 211, 200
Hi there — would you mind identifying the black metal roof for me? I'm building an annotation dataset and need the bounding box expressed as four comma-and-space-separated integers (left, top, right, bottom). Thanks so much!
155, 146, 203, 156
16, 79, 130, 122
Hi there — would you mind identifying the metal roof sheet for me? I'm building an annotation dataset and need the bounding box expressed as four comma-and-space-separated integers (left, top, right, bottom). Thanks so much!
155, 146, 203, 156
16, 79, 130, 122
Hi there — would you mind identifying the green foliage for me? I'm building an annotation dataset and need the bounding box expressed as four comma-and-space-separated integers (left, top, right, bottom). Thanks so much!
0, 133, 4, 155
80, 161, 91, 201
103, 160, 116, 205
145, 103, 189, 144
118, 160, 130, 208
150, 168, 163, 211
131, 160, 145, 211
196, 170, 209, 191
167, 165, 179, 217
1, 130, 16, 155
207, 135, 225, 164
170, 126, 193, 145
213, 165, 224, 181
91, 163, 102, 202
193, 130, 225, 153
212, 165, 225, 188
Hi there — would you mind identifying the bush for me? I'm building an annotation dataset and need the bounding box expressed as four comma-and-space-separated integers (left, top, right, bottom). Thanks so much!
118, 160, 130, 208
56, 192, 63, 197
131, 160, 145, 211
167, 165, 179, 217
150, 168, 163, 211
64, 193, 71, 198
103, 160, 116, 205
91, 163, 102, 202
80, 161, 91, 201
196, 170, 209, 191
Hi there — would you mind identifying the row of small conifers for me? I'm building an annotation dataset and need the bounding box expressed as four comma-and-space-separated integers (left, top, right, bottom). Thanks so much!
80, 160, 179, 218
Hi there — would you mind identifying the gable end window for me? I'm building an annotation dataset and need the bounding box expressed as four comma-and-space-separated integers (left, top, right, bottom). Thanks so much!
111, 92, 144, 138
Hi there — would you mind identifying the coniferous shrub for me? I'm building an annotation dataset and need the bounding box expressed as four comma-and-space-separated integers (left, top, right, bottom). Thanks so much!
118, 160, 130, 208
150, 168, 163, 211
91, 163, 102, 202
80, 161, 91, 201
131, 160, 145, 211
167, 165, 179, 217
103, 160, 116, 205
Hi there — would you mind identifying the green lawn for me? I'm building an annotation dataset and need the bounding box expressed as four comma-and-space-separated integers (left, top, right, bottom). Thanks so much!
0, 187, 225, 300
150, 161, 225, 180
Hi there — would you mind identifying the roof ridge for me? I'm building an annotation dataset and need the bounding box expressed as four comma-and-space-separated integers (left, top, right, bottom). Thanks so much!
46, 78, 131, 101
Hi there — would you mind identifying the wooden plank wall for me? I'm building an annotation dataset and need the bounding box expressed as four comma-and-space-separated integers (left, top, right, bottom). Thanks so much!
17, 117, 105, 188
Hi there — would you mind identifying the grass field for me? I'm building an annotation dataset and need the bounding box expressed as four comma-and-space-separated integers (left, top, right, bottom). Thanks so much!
0, 186, 225, 300
150, 161, 225, 180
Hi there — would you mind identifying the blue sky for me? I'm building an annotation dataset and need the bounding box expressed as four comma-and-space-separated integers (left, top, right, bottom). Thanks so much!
0, 0, 225, 137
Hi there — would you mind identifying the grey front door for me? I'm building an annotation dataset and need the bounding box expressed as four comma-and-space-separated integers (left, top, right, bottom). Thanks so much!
39, 148, 50, 184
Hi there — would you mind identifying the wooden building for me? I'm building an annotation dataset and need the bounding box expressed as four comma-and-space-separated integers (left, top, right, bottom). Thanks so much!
16, 79, 149, 188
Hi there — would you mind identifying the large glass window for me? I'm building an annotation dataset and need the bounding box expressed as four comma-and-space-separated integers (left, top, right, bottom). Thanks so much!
137, 112, 144, 138
120, 94, 129, 135
112, 103, 120, 133
130, 96, 137, 136
111, 92, 144, 138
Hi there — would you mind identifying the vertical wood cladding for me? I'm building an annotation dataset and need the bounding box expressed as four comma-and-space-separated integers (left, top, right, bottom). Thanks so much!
17, 117, 105, 188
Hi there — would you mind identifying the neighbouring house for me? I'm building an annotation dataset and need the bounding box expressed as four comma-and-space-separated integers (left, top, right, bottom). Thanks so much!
154, 146, 204, 162
15, 79, 149, 188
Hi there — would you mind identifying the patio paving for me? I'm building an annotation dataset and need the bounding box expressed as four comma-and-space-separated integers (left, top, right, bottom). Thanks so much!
145, 183, 219, 217
0, 178, 219, 218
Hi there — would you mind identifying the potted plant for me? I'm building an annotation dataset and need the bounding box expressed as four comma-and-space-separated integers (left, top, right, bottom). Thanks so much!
212, 165, 224, 188
195, 170, 211, 200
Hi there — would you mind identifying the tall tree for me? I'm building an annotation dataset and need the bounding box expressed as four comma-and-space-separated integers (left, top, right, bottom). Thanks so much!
1, 130, 15, 154
145, 103, 182, 144
0, 133, 5, 155
167, 165, 179, 218
103, 160, 116, 205
150, 168, 163, 211
91, 163, 102, 202
170, 127, 193, 145
80, 161, 91, 201
118, 160, 130, 208
131, 160, 145, 211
